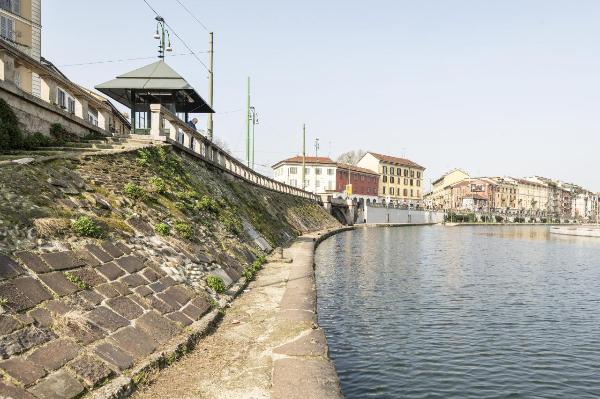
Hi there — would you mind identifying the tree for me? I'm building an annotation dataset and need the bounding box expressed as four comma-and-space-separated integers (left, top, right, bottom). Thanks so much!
336, 149, 366, 165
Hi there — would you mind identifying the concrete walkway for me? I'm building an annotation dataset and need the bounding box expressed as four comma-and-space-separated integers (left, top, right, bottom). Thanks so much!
131, 232, 343, 399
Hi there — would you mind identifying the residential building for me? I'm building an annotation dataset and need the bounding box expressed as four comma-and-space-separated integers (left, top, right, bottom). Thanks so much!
514, 178, 549, 217
335, 163, 379, 202
272, 156, 337, 194
428, 168, 470, 210
357, 152, 425, 206
448, 178, 497, 212
489, 177, 518, 213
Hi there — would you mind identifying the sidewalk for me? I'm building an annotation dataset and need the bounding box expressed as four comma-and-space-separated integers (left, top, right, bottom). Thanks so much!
131, 232, 343, 399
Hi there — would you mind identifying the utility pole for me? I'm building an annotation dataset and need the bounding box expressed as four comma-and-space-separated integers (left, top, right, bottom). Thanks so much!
207, 32, 214, 141
302, 124, 306, 190
249, 106, 258, 169
314, 138, 320, 157
245, 77, 250, 167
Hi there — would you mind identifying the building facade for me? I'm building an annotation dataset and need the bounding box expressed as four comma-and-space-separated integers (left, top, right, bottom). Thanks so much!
428, 168, 470, 210
272, 156, 337, 194
335, 163, 379, 201
357, 152, 425, 206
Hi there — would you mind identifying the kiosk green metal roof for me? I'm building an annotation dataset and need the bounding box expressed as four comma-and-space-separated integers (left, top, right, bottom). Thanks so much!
95, 60, 214, 113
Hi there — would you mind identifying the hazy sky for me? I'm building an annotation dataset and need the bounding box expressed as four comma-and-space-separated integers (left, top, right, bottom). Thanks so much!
43, 1, 600, 191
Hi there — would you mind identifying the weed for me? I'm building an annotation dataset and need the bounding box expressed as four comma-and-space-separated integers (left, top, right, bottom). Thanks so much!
149, 176, 167, 195
196, 195, 220, 214
219, 210, 242, 235
50, 123, 78, 144
0, 296, 8, 306
173, 222, 193, 239
155, 222, 171, 236
242, 267, 254, 280
206, 275, 226, 293
64, 272, 90, 290
123, 183, 146, 200
71, 216, 103, 238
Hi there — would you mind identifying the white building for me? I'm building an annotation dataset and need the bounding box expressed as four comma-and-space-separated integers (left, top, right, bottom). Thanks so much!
272, 156, 337, 195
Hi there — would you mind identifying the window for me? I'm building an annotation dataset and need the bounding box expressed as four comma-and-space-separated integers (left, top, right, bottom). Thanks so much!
304, 179, 310, 187
290, 179, 297, 187
390, 168, 394, 176
0, 0, 20, 15
304, 168, 310, 175
417, 171, 421, 178
397, 168, 401, 175
390, 187, 395, 195
417, 180, 421, 187
88, 109, 99, 126
0, 15, 14, 41
57, 89, 66, 108
390, 176, 395, 184
327, 168, 334, 175
315, 168, 322, 175
289, 167, 297, 174
316, 180, 320, 187
382, 187, 386, 195
68, 97, 75, 114
404, 178, 408, 185
404, 169, 408, 177
382, 176, 387, 183
361, 175, 365, 181
354, 174, 358, 181
410, 170, 415, 178
403, 189, 408, 196
411, 189, 414, 197
410, 179, 414, 186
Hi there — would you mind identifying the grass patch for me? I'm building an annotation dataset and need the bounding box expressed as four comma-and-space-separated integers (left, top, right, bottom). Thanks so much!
64, 272, 90, 290
0, 296, 8, 306
173, 221, 193, 239
155, 222, 171, 236
206, 275, 226, 293
196, 195, 220, 214
123, 183, 146, 200
33, 217, 70, 237
149, 176, 167, 195
71, 216, 103, 238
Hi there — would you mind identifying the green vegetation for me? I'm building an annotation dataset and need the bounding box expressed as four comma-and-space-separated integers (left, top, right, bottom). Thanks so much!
196, 195, 220, 214
149, 176, 167, 195
123, 183, 146, 200
0, 98, 23, 150
0, 296, 8, 306
22, 132, 53, 150
155, 222, 171, 236
173, 221, 193, 239
64, 272, 90, 290
219, 209, 242, 235
243, 255, 267, 281
49, 123, 78, 144
71, 216, 103, 238
495, 215, 504, 223
206, 275, 226, 293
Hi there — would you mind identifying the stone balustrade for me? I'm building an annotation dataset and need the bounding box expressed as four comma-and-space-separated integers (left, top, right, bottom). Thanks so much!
149, 104, 320, 202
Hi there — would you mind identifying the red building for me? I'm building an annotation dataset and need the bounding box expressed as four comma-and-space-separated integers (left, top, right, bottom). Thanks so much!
335, 163, 379, 198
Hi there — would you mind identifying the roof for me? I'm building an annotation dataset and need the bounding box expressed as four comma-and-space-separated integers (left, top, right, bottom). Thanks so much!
272, 156, 336, 168
95, 60, 213, 113
432, 168, 469, 185
336, 163, 379, 176
366, 152, 424, 169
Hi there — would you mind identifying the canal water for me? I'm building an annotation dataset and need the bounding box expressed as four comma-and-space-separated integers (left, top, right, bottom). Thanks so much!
315, 226, 600, 399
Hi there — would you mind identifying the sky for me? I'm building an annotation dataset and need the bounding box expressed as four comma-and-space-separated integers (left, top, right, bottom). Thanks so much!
43, 1, 600, 191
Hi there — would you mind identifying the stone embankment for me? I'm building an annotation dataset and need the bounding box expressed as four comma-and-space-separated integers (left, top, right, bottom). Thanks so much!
0, 145, 339, 398
133, 228, 350, 399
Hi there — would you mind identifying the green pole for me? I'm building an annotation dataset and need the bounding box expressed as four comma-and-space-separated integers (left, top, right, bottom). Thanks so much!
251, 113, 255, 169
302, 124, 306, 190
246, 77, 250, 167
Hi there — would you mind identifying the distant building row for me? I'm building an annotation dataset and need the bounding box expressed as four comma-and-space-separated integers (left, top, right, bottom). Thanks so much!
272, 151, 426, 206
424, 169, 598, 221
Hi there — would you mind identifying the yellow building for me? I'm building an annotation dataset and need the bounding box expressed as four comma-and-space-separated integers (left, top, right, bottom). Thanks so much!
428, 169, 470, 210
357, 151, 425, 205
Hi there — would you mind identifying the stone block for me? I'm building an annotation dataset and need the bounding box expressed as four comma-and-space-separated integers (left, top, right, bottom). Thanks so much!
84, 244, 113, 263
120, 273, 146, 288
0, 358, 46, 386
95, 283, 119, 299
148, 280, 166, 293
181, 304, 205, 321
115, 255, 144, 274
127, 218, 154, 236
86, 307, 129, 332
59, 319, 105, 346
15, 251, 51, 273
106, 297, 143, 320
78, 290, 104, 307
110, 281, 131, 296
28, 308, 53, 328
0, 254, 24, 280
0, 381, 36, 399
134, 311, 180, 344
146, 296, 175, 314
43, 299, 73, 315
68, 268, 107, 287
28, 370, 84, 399
40, 251, 84, 271
0, 282, 35, 312
100, 242, 124, 258
27, 339, 80, 371
129, 294, 150, 310
95, 344, 134, 371
0, 315, 21, 335
191, 296, 211, 315
224, 266, 241, 282
96, 262, 125, 281
114, 242, 132, 255
141, 268, 160, 283
134, 285, 153, 297
38, 272, 78, 296
109, 326, 158, 360
166, 312, 193, 327
12, 277, 53, 306
68, 355, 113, 388
73, 249, 101, 267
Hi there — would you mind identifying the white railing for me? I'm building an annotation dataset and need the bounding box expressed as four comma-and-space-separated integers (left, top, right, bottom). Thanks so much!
149, 104, 320, 202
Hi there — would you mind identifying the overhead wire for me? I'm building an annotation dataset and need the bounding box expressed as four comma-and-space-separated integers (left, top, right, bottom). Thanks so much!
57, 52, 206, 67
174, 0, 211, 32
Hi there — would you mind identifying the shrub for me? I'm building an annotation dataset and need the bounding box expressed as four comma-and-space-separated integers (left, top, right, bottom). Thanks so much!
72, 216, 103, 238
155, 222, 171, 236
50, 123, 77, 144
173, 222, 193, 239
0, 98, 23, 150
149, 176, 167, 195
123, 183, 146, 200
251, 255, 266, 273
206, 275, 226, 293
242, 267, 254, 280
495, 215, 504, 223
22, 132, 52, 150
219, 210, 242, 235
196, 195, 220, 214
64, 272, 90, 290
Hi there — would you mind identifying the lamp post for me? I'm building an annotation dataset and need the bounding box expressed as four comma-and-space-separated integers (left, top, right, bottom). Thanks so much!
154, 16, 172, 59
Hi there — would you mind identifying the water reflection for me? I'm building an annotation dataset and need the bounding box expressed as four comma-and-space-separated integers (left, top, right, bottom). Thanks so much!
315, 226, 600, 399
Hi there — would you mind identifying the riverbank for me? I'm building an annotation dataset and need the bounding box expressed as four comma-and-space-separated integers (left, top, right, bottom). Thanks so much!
132, 227, 351, 399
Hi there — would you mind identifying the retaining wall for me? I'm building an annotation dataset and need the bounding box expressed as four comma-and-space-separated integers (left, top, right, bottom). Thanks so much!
364, 206, 445, 224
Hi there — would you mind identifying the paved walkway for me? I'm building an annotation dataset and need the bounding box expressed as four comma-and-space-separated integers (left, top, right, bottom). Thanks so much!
132, 233, 343, 399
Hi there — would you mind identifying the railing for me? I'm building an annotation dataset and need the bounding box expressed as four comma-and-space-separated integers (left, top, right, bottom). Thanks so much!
148, 104, 320, 202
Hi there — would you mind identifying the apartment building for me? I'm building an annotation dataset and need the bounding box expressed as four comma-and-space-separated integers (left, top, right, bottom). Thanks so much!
514, 178, 549, 216
335, 163, 379, 201
272, 156, 337, 194
357, 152, 425, 206
428, 168, 470, 210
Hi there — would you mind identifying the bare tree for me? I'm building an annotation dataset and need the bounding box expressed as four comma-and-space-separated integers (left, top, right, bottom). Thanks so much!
336, 149, 366, 165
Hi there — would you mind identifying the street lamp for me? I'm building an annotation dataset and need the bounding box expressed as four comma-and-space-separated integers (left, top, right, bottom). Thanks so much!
249, 106, 258, 169
154, 16, 172, 59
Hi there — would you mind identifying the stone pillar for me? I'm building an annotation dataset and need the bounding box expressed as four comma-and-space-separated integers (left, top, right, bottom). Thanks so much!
98, 108, 111, 132
0, 52, 16, 86
346, 198, 356, 226
149, 104, 163, 140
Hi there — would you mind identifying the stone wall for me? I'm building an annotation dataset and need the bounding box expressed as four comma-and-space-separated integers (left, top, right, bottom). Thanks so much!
364, 206, 445, 224
0, 79, 107, 138
0, 145, 339, 398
